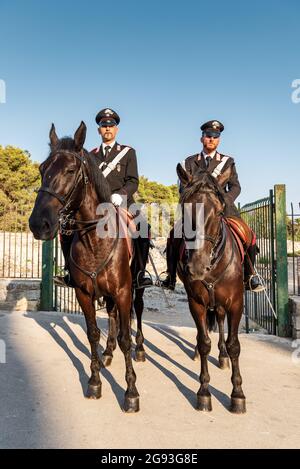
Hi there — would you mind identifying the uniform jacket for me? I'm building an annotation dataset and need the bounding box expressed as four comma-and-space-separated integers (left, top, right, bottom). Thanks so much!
182, 151, 241, 217
91, 143, 139, 207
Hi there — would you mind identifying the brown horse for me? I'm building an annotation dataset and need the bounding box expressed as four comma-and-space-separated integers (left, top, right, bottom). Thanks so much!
176, 164, 246, 413
29, 122, 146, 413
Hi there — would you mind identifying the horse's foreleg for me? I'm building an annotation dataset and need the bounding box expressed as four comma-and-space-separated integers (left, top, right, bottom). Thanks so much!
188, 297, 212, 411
217, 305, 230, 369
76, 288, 102, 399
116, 289, 140, 413
102, 297, 118, 368
226, 302, 246, 413
134, 288, 146, 362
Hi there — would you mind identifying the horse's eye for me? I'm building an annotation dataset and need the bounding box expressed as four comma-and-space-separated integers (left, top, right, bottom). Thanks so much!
66, 168, 76, 174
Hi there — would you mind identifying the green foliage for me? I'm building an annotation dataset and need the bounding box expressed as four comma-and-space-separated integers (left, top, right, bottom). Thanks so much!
0, 146, 40, 230
136, 176, 178, 205
136, 176, 180, 236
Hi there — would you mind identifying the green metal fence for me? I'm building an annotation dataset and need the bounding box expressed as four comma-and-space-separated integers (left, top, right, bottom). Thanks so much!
240, 185, 289, 336
40, 236, 81, 314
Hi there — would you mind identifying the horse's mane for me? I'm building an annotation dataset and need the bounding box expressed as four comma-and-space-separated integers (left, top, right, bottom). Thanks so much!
180, 169, 226, 206
48, 137, 111, 203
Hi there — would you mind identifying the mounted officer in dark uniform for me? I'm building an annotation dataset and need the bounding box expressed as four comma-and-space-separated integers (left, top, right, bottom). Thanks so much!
161, 119, 265, 293
55, 108, 152, 289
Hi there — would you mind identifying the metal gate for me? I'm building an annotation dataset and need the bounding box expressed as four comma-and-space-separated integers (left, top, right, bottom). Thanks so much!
240, 185, 289, 336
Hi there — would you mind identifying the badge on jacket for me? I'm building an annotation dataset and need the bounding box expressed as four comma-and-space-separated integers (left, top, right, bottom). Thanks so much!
116, 163, 121, 172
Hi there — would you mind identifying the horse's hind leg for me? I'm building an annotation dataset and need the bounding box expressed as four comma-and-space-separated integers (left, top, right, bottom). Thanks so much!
217, 306, 230, 369
76, 288, 102, 399
188, 297, 212, 411
134, 288, 146, 362
226, 303, 246, 413
102, 297, 118, 368
116, 290, 140, 413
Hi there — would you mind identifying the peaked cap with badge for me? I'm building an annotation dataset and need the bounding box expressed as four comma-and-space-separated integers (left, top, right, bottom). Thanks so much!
95, 108, 121, 127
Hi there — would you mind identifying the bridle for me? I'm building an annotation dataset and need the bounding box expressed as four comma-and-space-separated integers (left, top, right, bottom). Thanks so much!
38, 149, 91, 233
37, 148, 120, 297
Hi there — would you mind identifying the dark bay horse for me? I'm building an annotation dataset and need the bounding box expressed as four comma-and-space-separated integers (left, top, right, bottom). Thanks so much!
176, 164, 246, 414
29, 122, 146, 413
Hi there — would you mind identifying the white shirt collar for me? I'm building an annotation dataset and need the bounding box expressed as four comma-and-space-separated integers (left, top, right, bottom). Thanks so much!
202, 149, 217, 159
102, 141, 116, 152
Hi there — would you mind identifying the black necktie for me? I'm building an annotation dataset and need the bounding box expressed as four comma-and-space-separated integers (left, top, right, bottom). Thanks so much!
206, 156, 212, 168
104, 146, 111, 158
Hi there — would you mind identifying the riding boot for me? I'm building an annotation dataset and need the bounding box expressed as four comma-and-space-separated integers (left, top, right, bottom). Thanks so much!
161, 230, 177, 290
133, 235, 153, 289
244, 244, 265, 293
54, 233, 76, 288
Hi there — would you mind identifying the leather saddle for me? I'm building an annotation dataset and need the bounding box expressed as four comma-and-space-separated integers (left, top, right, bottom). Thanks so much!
178, 216, 255, 264
225, 216, 256, 262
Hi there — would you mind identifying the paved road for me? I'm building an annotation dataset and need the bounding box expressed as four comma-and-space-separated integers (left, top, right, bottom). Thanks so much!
0, 308, 299, 449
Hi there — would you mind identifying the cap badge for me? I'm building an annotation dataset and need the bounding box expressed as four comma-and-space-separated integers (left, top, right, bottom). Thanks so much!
104, 109, 113, 115
212, 121, 219, 129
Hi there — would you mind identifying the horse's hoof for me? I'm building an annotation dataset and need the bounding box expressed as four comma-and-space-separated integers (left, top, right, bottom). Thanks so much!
197, 394, 212, 412
135, 350, 146, 362
123, 396, 140, 413
102, 355, 113, 368
230, 397, 246, 414
219, 356, 230, 369
85, 384, 102, 399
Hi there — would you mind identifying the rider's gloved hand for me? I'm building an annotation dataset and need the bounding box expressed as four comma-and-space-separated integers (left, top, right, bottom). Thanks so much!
111, 193, 123, 207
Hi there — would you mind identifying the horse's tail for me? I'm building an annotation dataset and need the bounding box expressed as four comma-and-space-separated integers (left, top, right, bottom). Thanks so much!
207, 308, 216, 332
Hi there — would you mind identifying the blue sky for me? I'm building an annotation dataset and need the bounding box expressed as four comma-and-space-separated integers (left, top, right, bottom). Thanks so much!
0, 0, 299, 210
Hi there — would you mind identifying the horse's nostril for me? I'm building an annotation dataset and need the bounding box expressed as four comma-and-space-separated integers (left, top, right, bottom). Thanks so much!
42, 219, 51, 232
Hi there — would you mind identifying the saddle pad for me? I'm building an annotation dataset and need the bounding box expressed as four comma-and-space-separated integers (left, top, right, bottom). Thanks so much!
226, 216, 254, 249
118, 208, 136, 259
228, 226, 244, 263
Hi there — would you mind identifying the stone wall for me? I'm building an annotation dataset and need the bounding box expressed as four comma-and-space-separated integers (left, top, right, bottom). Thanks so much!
289, 296, 300, 339
0, 278, 41, 311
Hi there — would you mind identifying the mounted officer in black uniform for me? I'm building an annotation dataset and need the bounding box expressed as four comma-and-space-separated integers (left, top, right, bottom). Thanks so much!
55, 108, 152, 289
161, 119, 265, 293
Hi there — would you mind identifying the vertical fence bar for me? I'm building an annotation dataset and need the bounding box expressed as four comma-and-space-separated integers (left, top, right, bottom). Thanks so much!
40, 240, 54, 311
269, 190, 277, 335
274, 185, 289, 337
291, 203, 295, 295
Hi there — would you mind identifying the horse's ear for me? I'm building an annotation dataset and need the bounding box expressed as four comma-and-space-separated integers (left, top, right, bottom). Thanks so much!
49, 123, 59, 148
74, 121, 87, 151
176, 163, 192, 187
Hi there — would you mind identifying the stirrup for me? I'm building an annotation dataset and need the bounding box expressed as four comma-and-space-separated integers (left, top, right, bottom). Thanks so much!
156, 271, 176, 291
155, 271, 168, 287
246, 274, 266, 293
53, 273, 74, 288
135, 270, 153, 289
